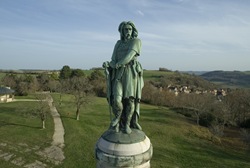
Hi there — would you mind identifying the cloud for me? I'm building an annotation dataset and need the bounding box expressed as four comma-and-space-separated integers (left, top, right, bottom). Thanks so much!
1, 0, 250, 70
136, 10, 144, 16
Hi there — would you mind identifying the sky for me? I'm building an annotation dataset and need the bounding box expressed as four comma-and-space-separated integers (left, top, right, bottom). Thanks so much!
0, 0, 250, 71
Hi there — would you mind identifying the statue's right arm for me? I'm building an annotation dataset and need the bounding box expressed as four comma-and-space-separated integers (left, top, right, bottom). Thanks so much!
109, 41, 119, 69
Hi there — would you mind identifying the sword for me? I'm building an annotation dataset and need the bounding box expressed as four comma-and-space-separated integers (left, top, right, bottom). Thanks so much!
103, 62, 112, 122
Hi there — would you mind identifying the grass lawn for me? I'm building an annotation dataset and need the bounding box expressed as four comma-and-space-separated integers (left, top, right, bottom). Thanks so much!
143, 70, 173, 81
0, 98, 54, 167
0, 72, 5, 80
1, 93, 249, 167
51, 94, 250, 168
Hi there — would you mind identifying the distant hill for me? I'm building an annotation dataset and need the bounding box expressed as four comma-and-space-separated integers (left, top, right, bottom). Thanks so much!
144, 70, 216, 90
181, 71, 208, 76
200, 70, 250, 88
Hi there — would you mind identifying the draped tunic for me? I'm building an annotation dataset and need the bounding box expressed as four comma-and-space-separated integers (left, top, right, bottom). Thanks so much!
110, 38, 144, 100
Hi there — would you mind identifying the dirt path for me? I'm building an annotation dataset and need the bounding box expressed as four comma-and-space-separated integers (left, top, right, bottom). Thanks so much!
36, 95, 65, 165
47, 95, 65, 148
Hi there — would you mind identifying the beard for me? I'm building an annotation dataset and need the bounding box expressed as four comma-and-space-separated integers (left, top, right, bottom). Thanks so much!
125, 33, 131, 39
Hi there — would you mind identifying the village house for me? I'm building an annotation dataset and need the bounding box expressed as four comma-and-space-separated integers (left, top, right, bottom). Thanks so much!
0, 87, 15, 103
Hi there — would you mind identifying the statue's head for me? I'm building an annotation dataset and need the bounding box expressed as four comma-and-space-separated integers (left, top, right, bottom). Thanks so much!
118, 21, 138, 41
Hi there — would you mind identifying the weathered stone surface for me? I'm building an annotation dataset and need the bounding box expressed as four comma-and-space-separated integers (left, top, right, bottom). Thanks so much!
24, 160, 47, 168
11, 157, 25, 166
102, 129, 146, 144
95, 130, 153, 168
97, 136, 151, 156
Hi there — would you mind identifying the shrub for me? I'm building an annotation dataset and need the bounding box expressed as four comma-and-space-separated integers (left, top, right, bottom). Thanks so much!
199, 113, 216, 127
240, 118, 250, 128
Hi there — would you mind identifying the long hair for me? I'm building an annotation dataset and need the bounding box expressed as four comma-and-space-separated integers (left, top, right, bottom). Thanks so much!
118, 21, 138, 40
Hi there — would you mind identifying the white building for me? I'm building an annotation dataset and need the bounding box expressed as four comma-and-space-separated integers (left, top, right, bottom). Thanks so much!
0, 87, 15, 103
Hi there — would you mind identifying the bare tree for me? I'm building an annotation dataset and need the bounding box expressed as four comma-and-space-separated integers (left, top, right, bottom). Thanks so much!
47, 79, 60, 92
241, 129, 250, 147
89, 70, 106, 97
210, 100, 231, 130
141, 81, 157, 104
225, 89, 250, 127
176, 93, 214, 125
1, 73, 17, 89
35, 93, 50, 129
67, 77, 93, 120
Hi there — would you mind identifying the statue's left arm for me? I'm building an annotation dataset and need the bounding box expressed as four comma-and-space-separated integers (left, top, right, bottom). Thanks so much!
116, 38, 141, 67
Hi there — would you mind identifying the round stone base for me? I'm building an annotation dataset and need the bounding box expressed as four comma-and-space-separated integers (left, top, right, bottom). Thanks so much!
95, 129, 153, 168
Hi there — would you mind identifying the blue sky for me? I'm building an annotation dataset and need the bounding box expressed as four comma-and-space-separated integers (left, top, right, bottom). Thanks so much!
0, 0, 250, 71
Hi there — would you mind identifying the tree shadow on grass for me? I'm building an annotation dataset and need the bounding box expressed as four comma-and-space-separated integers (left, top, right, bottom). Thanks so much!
60, 115, 76, 120
0, 120, 41, 129
0, 107, 17, 114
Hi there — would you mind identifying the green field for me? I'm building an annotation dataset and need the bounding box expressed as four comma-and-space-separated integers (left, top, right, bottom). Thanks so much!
1, 94, 249, 167
0, 99, 54, 167
0, 72, 6, 81
143, 70, 174, 81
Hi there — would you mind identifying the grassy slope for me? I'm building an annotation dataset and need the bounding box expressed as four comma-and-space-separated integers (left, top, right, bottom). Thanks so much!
0, 72, 6, 81
0, 94, 249, 167
201, 71, 250, 88
51, 94, 250, 168
143, 70, 174, 81
0, 100, 54, 167
1, 69, 250, 87
0, 70, 250, 167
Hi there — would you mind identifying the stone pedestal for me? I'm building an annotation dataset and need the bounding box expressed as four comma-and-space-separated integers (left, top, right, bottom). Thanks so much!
95, 129, 153, 168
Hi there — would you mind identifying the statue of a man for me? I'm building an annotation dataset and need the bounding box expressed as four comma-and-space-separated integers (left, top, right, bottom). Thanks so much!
103, 21, 144, 134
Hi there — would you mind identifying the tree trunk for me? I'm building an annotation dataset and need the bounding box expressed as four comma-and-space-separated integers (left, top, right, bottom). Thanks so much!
76, 109, 80, 120
195, 112, 200, 125
197, 117, 200, 125
59, 93, 62, 106
42, 120, 46, 129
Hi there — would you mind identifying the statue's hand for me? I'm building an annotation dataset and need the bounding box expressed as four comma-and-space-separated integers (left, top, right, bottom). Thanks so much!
109, 62, 116, 69
102, 61, 109, 68
115, 64, 122, 69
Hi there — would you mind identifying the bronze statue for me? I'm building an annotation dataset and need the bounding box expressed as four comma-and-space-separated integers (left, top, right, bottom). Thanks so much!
103, 21, 144, 134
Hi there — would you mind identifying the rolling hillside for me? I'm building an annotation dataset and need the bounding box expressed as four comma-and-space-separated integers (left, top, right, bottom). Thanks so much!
144, 70, 216, 90
1, 69, 250, 89
200, 70, 250, 88
1, 95, 249, 167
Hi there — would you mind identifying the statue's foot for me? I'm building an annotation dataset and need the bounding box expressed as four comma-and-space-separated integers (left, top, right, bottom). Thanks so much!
109, 123, 120, 133
111, 118, 120, 127
109, 123, 120, 132
115, 124, 120, 133
125, 125, 132, 134
134, 123, 142, 130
